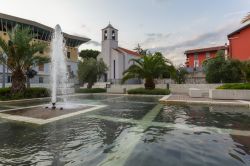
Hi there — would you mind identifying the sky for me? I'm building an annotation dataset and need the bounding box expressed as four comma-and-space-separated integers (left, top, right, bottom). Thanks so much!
0, 0, 249, 65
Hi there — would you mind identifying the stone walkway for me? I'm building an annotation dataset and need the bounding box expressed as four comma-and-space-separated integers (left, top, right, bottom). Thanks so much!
160, 94, 250, 107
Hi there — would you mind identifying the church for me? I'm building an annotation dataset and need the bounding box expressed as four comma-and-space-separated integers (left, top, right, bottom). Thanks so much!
98, 24, 141, 84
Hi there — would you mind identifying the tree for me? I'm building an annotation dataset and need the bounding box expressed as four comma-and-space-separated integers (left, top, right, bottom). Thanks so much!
0, 26, 49, 93
79, 49, 100, 60
242, 12, 250, 23
134, 44, 148, 56
122, 52, 174, 89
203, 51, 225, 83
78, 58, 107, 88
220, 60, 243, 83
172, 67, 188, 84
203, 50, 243, 83
241, 61, 250, 82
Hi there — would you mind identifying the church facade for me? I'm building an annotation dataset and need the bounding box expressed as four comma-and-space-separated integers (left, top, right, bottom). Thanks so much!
99, 24, 141, 83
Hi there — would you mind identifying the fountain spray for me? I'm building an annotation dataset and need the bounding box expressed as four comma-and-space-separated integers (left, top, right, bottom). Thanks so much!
50, 25, 68, 109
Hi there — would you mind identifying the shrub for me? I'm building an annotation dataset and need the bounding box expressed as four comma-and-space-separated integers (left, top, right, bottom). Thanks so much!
24, 88, 50, 98
76, 88, 107, 93
203, 51, 243, 83
217, 83, 250, 90
0, 87, 49, 100
127, 88, 170, 95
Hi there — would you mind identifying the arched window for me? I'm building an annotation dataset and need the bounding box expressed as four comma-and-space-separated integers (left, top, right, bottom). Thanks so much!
104, 30, 108, 40
112, 30, 115, 40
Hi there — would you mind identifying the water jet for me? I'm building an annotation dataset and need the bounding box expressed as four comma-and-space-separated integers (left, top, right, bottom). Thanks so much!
50, 24, 68, 109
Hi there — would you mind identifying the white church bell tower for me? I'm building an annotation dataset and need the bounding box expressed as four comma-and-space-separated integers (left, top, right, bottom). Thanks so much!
101, 23, 118, 81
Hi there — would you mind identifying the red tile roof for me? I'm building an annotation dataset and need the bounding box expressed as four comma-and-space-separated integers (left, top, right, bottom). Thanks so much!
114, 47, 141, 57
184, 45, 227, 54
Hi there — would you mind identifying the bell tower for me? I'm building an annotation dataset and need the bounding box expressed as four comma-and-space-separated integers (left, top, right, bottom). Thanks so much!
101, 23, 118, 81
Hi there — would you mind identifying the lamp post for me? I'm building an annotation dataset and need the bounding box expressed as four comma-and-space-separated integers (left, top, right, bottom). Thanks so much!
2, 53, 7, 88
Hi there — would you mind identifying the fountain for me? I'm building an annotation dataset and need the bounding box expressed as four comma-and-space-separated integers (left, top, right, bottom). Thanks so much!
50, 25, 68, 109
0, 24, 106, 124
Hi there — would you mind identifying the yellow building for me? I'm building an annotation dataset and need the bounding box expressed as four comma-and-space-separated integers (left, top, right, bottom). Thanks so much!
0, 12, 90, 85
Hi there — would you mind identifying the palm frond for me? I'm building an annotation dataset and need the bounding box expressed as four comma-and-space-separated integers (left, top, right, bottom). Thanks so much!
0, 37, 9, 55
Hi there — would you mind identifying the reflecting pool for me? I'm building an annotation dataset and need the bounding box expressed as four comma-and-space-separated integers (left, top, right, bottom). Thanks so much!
0, 94, 250, 165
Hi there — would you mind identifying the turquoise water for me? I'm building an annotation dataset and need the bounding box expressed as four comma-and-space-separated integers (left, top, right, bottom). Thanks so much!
0, 94, 250, 165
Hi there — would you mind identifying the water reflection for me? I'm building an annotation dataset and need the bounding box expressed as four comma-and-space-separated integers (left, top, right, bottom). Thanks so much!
0, 116, 134, 166
155, 104, 250, 130
125, 126, 250, 166
0, 95, 250, 166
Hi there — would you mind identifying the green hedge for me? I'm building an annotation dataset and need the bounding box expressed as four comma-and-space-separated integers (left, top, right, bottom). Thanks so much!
217, 83, 250, 90
127, 88, 170, 95
76, 88, 107, 93
0, 87, 50, 100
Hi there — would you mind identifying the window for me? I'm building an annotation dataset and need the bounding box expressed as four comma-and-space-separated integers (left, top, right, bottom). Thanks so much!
194, 60, 199, 68
112, 30, 115, 40
113, 60, 116, 79
39, 50, 44, 54
7, 76, 12, 83
194, 53, 198, 60
38, 64, 44, 71
67, 51, 71, 59
104, 30, 108, 40
104, 73, 107, 82
206, 52, 210, 59
39, 77, 43, 83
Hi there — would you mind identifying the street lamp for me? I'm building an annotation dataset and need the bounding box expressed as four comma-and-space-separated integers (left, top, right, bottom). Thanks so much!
2, 53, 7, 88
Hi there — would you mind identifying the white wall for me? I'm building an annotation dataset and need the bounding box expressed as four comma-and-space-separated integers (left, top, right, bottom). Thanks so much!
170, 84, 222, 94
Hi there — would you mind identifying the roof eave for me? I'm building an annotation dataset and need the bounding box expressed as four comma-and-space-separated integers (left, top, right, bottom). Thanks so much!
228, 23, 250, 38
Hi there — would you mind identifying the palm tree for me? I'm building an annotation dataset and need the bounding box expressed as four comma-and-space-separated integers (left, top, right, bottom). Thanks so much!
0, 26, 49, 93
242, 12, 250, 23
122, 52, 174, 89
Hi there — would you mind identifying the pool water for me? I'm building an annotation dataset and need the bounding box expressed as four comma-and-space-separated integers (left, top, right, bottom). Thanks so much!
0, 94, 250, 166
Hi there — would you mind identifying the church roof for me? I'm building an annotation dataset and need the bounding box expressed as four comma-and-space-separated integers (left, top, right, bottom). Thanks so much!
114, 47, 141, 57
102, 23, 118, 30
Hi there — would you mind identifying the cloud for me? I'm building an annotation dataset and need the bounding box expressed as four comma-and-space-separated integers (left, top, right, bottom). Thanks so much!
80, 24, 92, 33
224, 10, 248, 18
145, 33, 168, 38
142, 33, 171, 46
151, 0, 169, 5
85, 40, 101, 46
146, 20, 240, 65
150, 0, 171, 8
138, 23, 144, 28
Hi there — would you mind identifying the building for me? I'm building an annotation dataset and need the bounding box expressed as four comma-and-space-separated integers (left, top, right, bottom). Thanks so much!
185, 45, 228, 71
185, 22, 250, 70
184, 45, 228, 83
0, 13, 90, 86
228, 23, 250, 61
99, 24, 141, 83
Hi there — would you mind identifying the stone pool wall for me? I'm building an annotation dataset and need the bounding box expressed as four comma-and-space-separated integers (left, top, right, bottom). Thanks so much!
209, 89, 250, 100
104, 84, 221, 94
